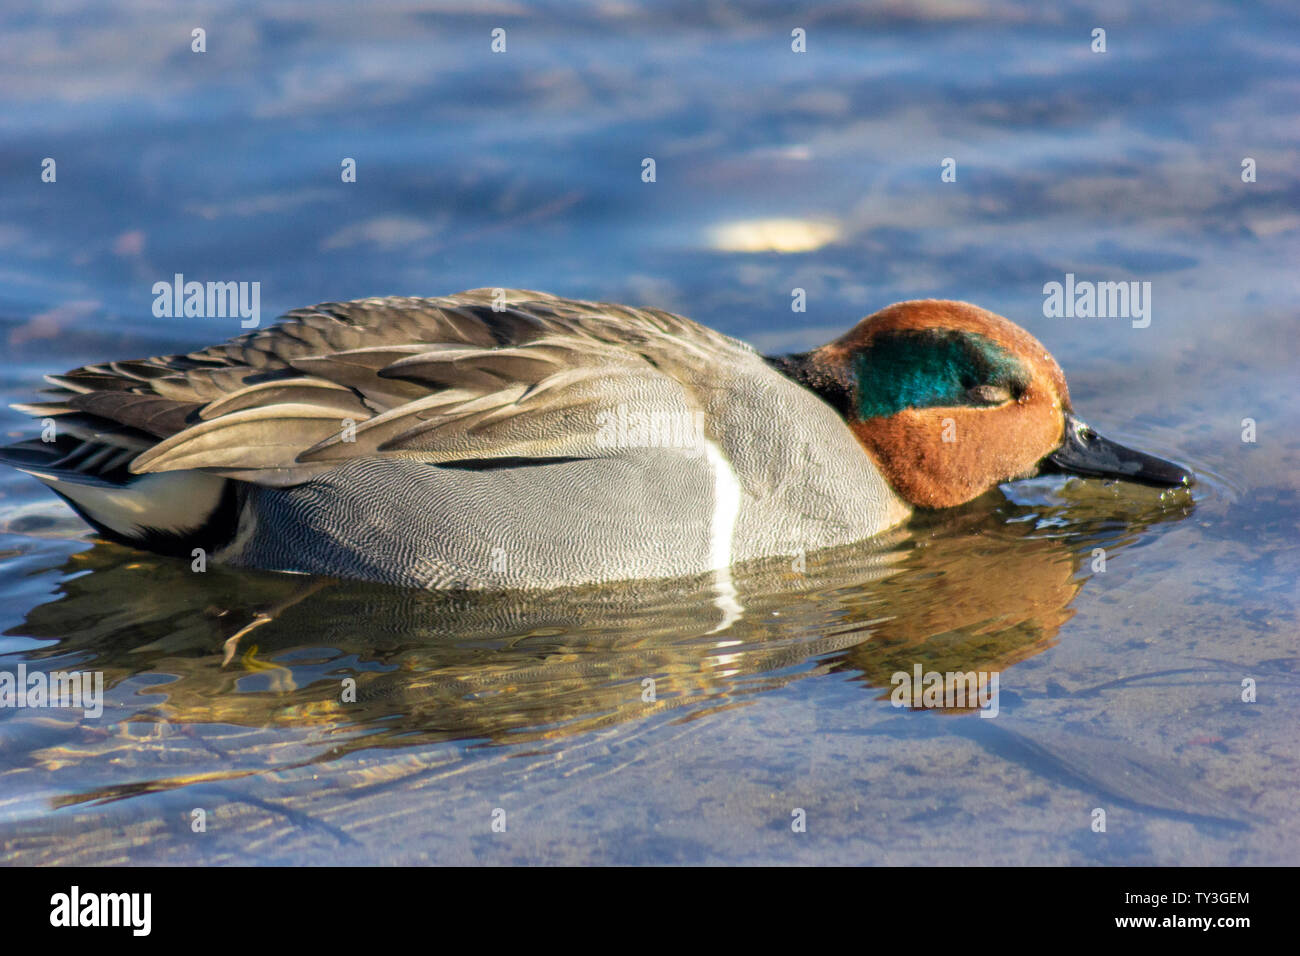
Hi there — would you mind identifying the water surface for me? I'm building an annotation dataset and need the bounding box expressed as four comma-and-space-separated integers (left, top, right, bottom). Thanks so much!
0, 0, 1297, 864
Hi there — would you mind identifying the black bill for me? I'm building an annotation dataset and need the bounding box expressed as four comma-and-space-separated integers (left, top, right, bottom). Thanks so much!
1044, 414, 1193, 488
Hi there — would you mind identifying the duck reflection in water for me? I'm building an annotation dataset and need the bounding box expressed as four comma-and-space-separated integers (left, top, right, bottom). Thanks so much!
7, 476, 1191, 809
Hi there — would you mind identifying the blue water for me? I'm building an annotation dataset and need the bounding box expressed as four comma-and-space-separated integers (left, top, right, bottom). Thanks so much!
0, 0, 1297, 864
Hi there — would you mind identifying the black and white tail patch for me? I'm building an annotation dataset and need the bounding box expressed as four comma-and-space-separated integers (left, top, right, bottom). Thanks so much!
18, 467, 237, 556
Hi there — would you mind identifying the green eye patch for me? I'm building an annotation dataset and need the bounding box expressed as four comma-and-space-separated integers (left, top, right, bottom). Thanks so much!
853, 329, 1029, 421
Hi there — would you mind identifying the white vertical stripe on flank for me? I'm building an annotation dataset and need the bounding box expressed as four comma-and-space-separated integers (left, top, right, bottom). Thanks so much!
702, 438, 743, 633
702, 439, 740, 571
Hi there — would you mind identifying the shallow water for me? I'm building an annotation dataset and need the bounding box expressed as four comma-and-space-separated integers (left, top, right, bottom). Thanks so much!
0, 1, 1297, 864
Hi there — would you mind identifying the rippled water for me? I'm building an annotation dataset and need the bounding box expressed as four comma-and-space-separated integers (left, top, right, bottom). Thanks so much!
0, 1, 1297, 864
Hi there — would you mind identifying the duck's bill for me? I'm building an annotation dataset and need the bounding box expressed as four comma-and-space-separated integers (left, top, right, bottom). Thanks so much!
1042, 414, 1193, 488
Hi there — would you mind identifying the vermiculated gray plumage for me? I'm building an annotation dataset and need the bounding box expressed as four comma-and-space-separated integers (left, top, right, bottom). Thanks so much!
1, 289, 908, 587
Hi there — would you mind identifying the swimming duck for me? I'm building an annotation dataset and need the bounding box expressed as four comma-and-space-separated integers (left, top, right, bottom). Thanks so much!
0, 290, 1190, 589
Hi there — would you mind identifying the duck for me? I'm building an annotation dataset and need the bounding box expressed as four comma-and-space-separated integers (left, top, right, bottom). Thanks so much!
0, 289, 1191, 589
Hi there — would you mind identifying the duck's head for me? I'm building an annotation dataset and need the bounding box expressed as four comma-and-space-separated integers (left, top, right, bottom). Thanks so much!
771, 299, 1192, 508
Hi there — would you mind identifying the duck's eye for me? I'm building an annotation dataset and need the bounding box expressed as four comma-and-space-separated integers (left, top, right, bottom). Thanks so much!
966, 384, 1012, 405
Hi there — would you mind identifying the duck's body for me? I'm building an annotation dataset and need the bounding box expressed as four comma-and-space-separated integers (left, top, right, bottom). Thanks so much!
1, 289, 1188, 589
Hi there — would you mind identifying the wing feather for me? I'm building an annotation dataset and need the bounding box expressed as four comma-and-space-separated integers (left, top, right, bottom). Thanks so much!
8, 290, 753, 487
131, 404, 351, 473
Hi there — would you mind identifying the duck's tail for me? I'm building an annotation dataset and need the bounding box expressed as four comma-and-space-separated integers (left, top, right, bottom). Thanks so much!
0, 435, 237, 555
